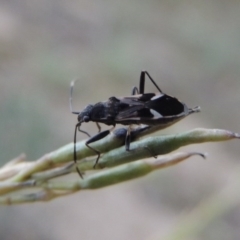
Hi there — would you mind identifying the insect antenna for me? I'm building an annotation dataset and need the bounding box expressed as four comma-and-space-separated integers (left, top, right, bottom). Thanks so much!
69, 79, 81, 114
74, 122, 84, 178
70, 79, 91, 137
70, 79, 92, 178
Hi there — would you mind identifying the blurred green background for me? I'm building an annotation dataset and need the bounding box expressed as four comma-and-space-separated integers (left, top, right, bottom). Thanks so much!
1, 1, 240, 239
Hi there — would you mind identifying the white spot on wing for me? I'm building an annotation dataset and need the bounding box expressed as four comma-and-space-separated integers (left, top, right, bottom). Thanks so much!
151, 93, 164, 100
150, 109, 163, 118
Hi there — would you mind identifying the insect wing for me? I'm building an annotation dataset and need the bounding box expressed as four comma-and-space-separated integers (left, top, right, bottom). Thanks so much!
115, 105, 146, 119
114, 95, 147, 120
114, 93, 163, 118
115, 93, 190, 126
145, 94, 185, 116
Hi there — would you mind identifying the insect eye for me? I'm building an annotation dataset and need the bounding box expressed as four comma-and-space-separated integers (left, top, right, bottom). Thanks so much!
83, 116, 90, 122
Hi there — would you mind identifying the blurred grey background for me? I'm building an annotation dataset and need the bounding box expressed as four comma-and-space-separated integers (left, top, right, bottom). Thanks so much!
0, 1, 240, 239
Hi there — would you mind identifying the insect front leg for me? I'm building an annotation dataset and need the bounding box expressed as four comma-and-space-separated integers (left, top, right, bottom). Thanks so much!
86, 124, 115, 168
96, 122, 101, 132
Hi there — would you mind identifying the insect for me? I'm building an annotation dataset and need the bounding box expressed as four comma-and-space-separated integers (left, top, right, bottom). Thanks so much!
70, 71, 200, 177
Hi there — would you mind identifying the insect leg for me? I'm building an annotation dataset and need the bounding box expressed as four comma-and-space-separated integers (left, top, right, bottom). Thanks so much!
131, 86, 139, 95
144, 146, 158, 159
78, 125, 91, 137
86, 125, 115, 168
139, 71, 146, 94
96, 122, 101, 132
139, 71, 163, 94
125, 125, 133, 151
132, 70, 163, 95
125, 125, 158, 159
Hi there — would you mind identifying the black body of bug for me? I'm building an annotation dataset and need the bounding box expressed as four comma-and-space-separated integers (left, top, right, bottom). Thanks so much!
70, 71, 200, 177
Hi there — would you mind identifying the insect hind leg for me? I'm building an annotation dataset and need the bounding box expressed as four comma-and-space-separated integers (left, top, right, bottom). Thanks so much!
139, 71, 163, 94
132, 71, 163, 95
